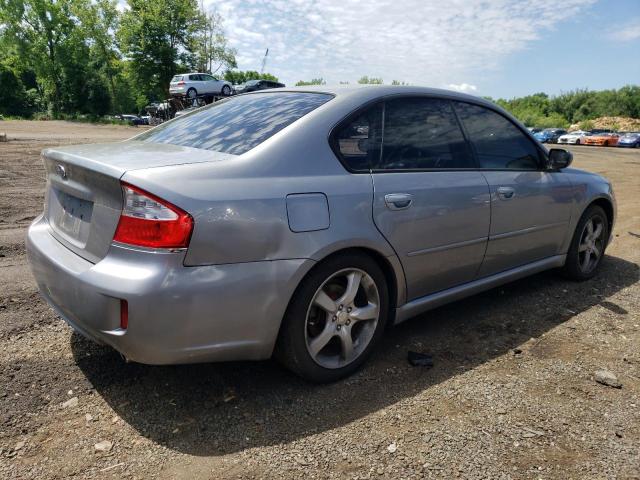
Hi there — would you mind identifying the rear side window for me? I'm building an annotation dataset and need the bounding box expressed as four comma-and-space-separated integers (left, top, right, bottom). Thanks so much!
331, 103, 383, 172
378, 97, 474, 170
136, 92, 332, 155
454, 102, 541, 170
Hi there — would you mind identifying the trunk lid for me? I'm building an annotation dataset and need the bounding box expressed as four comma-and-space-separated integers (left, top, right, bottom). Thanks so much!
42, 141, 234, 263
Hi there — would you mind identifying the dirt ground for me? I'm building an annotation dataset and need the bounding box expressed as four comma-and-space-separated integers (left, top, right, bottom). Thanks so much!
0, 120, 639, 480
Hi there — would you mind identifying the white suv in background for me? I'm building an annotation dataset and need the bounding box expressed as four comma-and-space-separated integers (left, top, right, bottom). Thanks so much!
169, 73, 233, 99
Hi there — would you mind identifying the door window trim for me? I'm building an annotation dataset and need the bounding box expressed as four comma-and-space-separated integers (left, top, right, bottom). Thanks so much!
451, 99, 549, 172
328, 99, 384, 173
328, 93, 551, 174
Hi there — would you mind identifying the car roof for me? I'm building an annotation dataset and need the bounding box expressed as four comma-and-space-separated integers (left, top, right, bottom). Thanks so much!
258, 84, 491, 106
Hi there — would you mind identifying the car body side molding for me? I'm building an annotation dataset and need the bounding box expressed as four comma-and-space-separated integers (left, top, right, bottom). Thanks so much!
394, 254, 566, 324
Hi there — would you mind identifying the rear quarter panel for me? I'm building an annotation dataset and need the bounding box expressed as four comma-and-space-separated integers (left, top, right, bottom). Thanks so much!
121, 94, 400, 272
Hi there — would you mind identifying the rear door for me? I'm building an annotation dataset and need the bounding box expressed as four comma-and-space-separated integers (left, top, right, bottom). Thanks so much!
363, 97, 491, 300
200, 74, 218, 94
453, 101, 573, 276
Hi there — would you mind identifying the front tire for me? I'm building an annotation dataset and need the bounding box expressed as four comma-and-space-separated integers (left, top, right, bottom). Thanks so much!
562, 205, 609, 281
275, 252, 389, 383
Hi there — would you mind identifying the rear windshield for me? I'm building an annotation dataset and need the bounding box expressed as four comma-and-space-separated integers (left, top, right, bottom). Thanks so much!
136, 92, 332, 155
171, 75, 183, 82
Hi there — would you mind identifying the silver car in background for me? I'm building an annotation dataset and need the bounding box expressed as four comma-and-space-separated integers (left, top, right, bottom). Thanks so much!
169, 73, 233, 98
557, 130, 591, 145
27, 87, 615, 382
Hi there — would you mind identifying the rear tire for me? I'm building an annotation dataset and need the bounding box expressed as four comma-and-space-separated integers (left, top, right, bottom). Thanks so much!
222, 85, 231, 96
186, 88, 197, 99
275, 252, 389, 383
561, 205, 609, 281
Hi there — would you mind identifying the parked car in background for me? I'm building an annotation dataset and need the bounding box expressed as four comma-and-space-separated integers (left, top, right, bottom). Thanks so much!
557, 130, 590, 145
527, 127, 542, 134
115, 114, 146, 126
616, 132, 640, 148
582, 132, 619, 147
27, 86, 615, 383
234, 79, 285, 94
534, 128, 567, 143
169, 73, 233, 99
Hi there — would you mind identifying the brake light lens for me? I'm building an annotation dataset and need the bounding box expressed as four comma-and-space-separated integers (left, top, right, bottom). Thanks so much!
177, 81, 185, 86
113, 182, 193, 248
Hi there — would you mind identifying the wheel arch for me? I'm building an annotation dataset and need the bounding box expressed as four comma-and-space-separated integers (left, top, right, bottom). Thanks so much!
274, 246, 405, 353
589, 197, 614, 242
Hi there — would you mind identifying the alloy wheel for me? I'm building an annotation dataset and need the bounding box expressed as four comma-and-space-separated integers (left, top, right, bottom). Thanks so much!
578, 216, 605, 274
305, 268, 380, 369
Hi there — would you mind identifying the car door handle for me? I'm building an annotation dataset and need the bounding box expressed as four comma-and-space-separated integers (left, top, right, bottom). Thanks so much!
497, 187, 515, 200
385, 193, 413, 210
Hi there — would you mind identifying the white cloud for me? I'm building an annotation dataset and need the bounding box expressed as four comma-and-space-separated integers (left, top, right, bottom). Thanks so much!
608, 20, 640, 42
209, 0, 596, 88
446, 83, 477, 93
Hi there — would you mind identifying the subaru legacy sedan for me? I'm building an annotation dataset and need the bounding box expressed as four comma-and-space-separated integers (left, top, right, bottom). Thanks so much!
27, 87, 615, 382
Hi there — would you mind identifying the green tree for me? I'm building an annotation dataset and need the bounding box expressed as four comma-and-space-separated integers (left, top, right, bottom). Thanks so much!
295, 78, 325, 86
119, 0, 202, 101
192, 8, 237, 75
0, 0, 77, 115
224, 70, 278, 84
357, 76, 383, 85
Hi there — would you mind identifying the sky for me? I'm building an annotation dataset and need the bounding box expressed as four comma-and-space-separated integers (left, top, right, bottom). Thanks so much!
210, 0, 640, 98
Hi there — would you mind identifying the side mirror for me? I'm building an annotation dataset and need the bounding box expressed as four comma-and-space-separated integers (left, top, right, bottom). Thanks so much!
548, 148, 573, 170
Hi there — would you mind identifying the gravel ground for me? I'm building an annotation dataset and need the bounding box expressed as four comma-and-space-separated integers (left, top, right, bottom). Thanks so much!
0, 120, 639, 480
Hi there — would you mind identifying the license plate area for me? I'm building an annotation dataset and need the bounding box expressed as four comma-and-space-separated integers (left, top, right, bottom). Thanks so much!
49, 188, 94, 246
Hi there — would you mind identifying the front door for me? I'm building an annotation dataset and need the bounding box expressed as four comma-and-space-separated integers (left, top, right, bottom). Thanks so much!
370, 97, 491, 300
452, 101, 574, 276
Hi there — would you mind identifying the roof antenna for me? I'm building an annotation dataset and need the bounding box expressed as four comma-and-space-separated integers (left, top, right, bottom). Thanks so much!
260, 48, 269, 74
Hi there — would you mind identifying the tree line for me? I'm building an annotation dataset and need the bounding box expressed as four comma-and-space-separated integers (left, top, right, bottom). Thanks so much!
489, 86, 640, 128
1, 2, 638, 126
294, 78, 639, 128
0, 0, 278, 118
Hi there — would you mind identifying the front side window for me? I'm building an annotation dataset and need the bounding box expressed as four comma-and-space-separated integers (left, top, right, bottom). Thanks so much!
136, 92, 332, 155
378, 98, 474, 170
332, 103, 382, 172
454, 102, 541, 170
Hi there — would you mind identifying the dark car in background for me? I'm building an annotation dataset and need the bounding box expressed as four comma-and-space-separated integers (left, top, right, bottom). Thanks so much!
617, 132, 640, 148
534, 128, 567, 144
115, 114, 147, 126
234, 79, 285, 94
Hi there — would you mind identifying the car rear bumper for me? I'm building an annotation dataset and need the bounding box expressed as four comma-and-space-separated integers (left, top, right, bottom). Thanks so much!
27, 215, 313, 364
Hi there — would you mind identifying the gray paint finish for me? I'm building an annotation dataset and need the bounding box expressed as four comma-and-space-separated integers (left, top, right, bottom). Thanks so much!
27, 86, 616, 365
286, 193, 330, 232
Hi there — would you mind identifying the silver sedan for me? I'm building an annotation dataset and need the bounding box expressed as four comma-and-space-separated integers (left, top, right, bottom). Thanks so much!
27, 86, 615, 382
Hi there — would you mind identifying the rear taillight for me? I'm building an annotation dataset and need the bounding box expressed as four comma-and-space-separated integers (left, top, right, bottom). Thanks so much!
113, 182, 193, 248
177, 81, 185, 86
